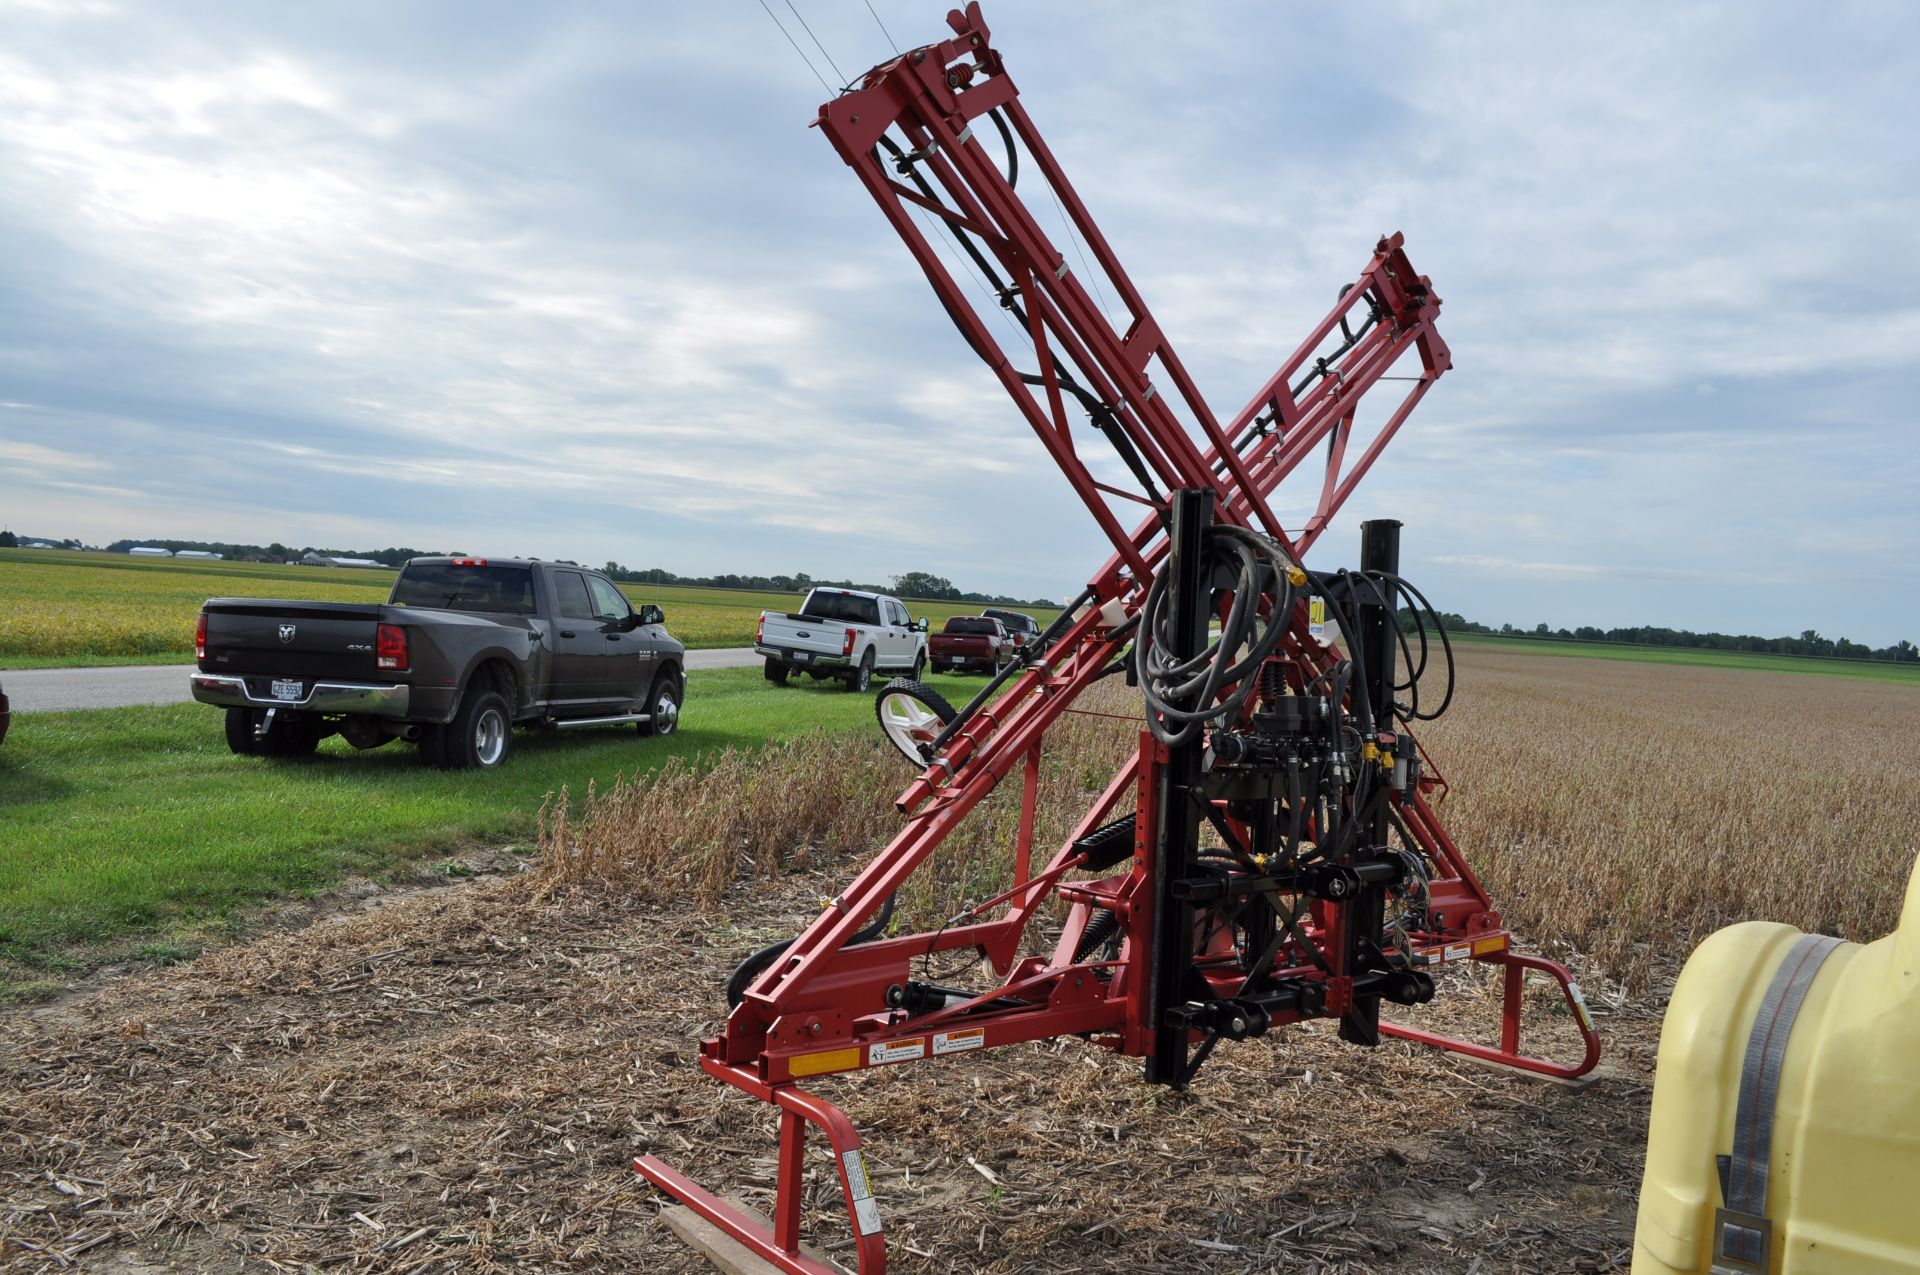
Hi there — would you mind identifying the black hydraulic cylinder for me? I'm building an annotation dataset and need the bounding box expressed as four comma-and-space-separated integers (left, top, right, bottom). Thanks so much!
1340, 518, 1401, 1046
1145, 487, 1213, 1088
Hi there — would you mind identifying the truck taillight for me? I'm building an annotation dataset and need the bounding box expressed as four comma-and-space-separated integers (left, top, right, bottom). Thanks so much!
842, 628, 856, 656
376, 623, 409, 671
451, 557, 487, 567
756, 614, 765, 644
195, 612, 207, 660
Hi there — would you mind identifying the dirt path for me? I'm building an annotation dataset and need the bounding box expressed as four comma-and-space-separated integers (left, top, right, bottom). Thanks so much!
1, 864, 1654, 1274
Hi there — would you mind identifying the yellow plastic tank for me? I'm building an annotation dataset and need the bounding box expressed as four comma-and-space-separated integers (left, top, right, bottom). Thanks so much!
1633, 856, 1920, 1273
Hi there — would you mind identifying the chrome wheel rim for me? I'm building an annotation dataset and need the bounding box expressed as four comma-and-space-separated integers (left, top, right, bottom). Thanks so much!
654, 688, 679, 734
474, 708, 507, 766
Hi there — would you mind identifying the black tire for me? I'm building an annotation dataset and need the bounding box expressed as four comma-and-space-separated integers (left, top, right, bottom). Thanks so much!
434, 689, 513, 770
910, 650, 927, 681
417, 723, 448, 767
845, 649, 875, 692
873, 678, 958, 766
639, 670, 682, 737
224, 707, 261, 756
764, 657, 790, 684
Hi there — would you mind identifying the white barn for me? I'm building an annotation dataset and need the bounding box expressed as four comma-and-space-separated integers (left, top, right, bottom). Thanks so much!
129, 546, 173, 557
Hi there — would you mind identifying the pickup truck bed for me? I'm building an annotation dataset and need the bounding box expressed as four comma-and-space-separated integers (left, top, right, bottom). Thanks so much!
755, 588, 927, 691
192, 558, 684, 770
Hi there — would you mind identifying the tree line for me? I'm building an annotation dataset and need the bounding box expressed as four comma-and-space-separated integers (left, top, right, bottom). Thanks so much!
1407, 609, 1918, 665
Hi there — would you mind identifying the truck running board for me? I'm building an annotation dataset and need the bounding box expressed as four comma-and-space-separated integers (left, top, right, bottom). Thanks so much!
553, 712, 650, 728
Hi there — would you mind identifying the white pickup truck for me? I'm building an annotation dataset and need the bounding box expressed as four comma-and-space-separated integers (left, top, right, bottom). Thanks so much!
755, 588, 929, 691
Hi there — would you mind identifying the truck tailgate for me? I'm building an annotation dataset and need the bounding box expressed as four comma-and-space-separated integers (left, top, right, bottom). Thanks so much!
759, 614, 851, 656
200, 599, 386, 683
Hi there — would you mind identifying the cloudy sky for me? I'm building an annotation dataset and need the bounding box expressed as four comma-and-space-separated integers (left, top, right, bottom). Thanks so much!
1, 2, 1914, 642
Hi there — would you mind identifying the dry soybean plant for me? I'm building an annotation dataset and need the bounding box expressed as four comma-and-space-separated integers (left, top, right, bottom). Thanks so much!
1422, 650, 1920, 988
536, 682, 1145, 936
538, 650, 1920, 992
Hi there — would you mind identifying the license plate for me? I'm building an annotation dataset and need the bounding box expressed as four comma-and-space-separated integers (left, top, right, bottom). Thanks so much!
271, 679, 304, 701
791, 652, 811, 664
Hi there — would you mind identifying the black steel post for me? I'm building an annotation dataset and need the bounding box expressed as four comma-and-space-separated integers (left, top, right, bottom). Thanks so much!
1340, 518, 1401, 1046
1145, 487, 1213, 1088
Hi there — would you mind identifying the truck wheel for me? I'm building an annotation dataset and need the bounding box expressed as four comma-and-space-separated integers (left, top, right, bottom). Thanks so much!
639, 670, 682, 737
764, 657, 790, 684
224, 707, 262, 756
910, 650, 927, 681
436, 689, 513, 770
874, 679, 957, 766
846, 650, 875, 692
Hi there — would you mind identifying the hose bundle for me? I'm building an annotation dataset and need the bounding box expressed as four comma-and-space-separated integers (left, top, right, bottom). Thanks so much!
1133, 524, 1301, 747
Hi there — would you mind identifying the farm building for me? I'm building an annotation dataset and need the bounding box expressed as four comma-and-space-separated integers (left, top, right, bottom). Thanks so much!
174, 549, 223, 560
299, 552, 384, 568
128, 546, 173, 557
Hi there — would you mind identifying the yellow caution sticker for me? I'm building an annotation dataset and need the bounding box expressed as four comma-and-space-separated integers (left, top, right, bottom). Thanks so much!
933, 1027, 986, 1056
869, 1037, 927, 1066
789, 1046, 861, 1078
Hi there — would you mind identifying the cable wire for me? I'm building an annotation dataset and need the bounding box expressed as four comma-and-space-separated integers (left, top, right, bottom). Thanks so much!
783, 1, 848, 88
754, 0, 832, 94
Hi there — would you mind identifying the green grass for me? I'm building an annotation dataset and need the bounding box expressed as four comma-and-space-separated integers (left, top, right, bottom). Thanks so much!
0, 664, 987, 989
1452, 631, 1920, 685
0, 548, 1059, 666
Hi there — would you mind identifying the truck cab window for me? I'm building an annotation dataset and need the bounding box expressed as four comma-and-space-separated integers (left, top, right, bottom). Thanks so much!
587, 577, 631, 623
555, 572, 597, 621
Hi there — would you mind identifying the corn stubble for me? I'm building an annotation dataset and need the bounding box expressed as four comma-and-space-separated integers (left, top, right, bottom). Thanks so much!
540, 649, 1920, 990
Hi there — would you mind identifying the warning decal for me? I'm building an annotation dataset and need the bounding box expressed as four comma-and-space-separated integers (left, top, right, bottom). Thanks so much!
868, 1037, 926, 1066
1308, 597, 1328, 640
1442, 942, 1471, 964
933, 1027, 986, 1056
841, 1149, 884, 1236
1567, 982, 1595, 1032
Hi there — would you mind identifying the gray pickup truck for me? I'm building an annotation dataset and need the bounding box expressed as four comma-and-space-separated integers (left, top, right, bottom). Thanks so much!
192, 557, 684, 769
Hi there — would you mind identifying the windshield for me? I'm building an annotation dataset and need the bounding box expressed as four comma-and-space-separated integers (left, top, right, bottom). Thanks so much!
945, 618, 997, 635
799, 591, 880, 625
390, 562, 536, 615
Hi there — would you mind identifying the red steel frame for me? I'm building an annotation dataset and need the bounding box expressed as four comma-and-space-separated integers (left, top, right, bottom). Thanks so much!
636, 7, 1599, 1270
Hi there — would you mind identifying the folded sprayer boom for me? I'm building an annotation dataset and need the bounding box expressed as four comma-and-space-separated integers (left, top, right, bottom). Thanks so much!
637, 7, 1599, 1271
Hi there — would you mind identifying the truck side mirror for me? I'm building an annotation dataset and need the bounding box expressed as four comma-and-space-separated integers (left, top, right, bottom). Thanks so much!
639, 604, 665, 627
915, 618, 929, 632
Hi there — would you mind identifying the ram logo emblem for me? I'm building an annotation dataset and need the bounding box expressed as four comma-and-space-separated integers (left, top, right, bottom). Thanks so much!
279, 624, 297, 643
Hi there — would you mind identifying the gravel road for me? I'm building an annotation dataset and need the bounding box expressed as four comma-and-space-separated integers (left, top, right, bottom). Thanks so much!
4, 648, 761, 713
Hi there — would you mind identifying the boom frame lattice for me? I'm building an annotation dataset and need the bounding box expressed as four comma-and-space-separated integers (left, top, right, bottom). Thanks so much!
637, 8, 1599, 1272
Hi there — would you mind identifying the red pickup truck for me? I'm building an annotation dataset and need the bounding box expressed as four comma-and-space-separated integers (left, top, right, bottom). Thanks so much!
929, 616, 1008, 674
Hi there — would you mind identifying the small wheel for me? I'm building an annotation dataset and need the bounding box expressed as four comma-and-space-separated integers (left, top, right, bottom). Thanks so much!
873, 679, 957, 766
437, 688, 513, 770
846, 650, 874, 692
764, 657, 790, 684
224, 707, 262, 756
639, 670, 682, 737
910, 650, 927, 681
